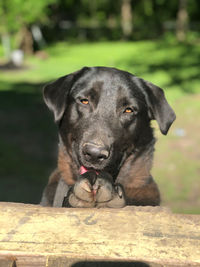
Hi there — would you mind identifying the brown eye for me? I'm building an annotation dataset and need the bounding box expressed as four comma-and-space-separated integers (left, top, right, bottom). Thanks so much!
124, 107, 133, 113
80, 99, 89, 105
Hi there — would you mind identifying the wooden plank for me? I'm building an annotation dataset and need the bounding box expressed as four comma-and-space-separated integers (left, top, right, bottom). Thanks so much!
0, 202, 200, 267
0, 259, 15, 267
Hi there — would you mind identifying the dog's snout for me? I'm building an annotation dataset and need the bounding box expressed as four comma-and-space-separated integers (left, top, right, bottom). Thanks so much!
83, 143, 110, 162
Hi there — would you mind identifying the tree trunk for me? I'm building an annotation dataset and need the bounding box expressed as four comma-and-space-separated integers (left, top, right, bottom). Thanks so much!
18, 26, 33, 55
121, 0, 133, 39
1, 33, 11, 59
176, 0, 188, 42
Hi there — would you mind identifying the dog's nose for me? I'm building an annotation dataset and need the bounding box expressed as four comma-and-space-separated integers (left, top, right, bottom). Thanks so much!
83, 143, 110, 162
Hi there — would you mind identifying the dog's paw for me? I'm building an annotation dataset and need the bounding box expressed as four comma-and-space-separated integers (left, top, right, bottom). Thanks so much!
96, 183, 126, 208
92, 172, 126, 208
92, 172, 114, 203
63, 171, 126, 208
63, 172, 97, 208
73, 172, 96, 203
67, 190, 95, 208
103, 184, 126, 208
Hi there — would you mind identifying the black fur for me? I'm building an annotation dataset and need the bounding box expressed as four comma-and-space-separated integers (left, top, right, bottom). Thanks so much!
41, 67, 176, 208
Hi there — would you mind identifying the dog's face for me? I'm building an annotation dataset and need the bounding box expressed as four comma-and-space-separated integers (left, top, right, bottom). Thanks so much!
43, 67, 175, 177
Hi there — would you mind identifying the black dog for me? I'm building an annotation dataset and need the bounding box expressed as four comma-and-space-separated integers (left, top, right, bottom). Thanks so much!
40, 67, 176, 208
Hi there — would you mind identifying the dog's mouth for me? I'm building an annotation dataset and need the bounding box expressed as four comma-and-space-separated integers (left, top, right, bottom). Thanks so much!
80, 165, 99, 175
80, 165, 89, 175
79, 151, 110, 173
78, 144, 122, 178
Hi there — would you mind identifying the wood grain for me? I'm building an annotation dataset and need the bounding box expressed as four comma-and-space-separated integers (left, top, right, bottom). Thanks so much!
0, 202, 200, 266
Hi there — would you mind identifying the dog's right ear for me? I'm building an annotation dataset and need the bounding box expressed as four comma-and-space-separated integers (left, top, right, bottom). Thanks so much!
43, 67, 89, 122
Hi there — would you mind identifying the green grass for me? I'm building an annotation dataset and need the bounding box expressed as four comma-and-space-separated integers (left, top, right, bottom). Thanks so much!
1, 39, 200, 95
153, 94, 200, 214
0, 40, 200, 213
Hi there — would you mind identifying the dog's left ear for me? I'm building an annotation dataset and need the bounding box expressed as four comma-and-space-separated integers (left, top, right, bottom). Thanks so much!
43, 67, 90, 122
134, 77, 176, 135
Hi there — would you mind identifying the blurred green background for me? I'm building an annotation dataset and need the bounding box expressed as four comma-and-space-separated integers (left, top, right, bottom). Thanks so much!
0, 0, 199, 214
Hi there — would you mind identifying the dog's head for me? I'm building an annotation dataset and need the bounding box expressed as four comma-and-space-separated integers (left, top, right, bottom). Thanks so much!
43, 67, 175, 175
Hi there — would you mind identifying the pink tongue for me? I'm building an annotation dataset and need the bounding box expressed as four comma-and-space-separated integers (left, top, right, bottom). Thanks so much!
80, 166, 99, 175
80, 166, 88, 175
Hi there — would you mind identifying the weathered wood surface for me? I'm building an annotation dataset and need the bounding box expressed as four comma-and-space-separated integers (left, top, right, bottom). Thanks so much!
0, 202, 200, 267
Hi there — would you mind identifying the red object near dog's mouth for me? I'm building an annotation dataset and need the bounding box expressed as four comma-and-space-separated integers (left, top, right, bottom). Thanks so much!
80, 165, 88, 175
80, 166, 99, 175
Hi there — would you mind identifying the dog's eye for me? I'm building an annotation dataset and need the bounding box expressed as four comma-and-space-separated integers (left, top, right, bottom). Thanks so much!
124, 107, 133, 113
80, 99, 89, 105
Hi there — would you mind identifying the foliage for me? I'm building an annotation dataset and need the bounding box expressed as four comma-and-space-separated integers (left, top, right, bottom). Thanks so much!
0, 0, 56, 34
1, 39, 199, 96
1, 0, 200, 44
48, 0, 200, 41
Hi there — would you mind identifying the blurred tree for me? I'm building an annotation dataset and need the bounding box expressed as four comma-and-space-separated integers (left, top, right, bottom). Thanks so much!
176, 0, 188, 41
1, 0, 199, 53
121, 0, 133, 39
45, 0, 200, 42
0, 0, 56, 58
